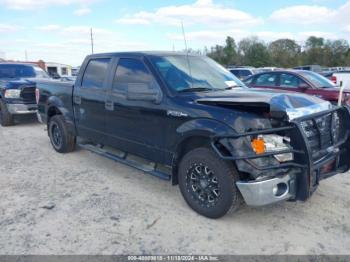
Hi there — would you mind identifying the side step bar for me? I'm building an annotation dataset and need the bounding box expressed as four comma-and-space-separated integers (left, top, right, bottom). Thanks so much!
78, 143, 171, 181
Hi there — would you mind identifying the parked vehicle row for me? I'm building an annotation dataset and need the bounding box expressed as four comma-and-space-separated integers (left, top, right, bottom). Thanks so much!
2, 55, 350, 219
243, 70, 350, 105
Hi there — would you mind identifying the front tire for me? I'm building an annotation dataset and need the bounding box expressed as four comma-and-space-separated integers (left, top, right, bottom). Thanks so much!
178, 147, 242, 219
48, 115, 76, 153
0, 100, 14, 126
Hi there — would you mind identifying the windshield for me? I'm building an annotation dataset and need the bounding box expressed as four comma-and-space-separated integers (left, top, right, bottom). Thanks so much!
0, 64, 50, 79
33, 66, 50, 78
149, 55, 246, 92
299, 71, 336, 88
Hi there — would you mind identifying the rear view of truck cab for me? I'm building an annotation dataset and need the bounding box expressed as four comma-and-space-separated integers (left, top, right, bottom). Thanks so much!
36, 52, 350, 218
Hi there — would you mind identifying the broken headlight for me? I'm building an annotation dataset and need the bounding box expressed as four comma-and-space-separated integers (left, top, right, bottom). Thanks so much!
251, 135, 293, 162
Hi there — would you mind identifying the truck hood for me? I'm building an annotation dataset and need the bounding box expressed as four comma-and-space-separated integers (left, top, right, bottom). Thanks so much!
196, 88, 332, 120
0, 78, 36, 89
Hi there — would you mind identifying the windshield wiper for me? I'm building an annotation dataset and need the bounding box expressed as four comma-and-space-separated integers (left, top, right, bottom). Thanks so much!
178, 87, 215, 93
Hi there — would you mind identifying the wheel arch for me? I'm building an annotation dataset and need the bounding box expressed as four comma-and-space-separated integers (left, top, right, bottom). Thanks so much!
46, 96, 76, 136
171, 120, 236, 185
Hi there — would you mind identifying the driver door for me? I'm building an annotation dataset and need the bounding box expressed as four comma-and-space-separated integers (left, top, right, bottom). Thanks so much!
105, 57, 168, 163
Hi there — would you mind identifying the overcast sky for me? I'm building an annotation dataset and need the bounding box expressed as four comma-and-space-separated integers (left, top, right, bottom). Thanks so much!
0, 0, 349, 66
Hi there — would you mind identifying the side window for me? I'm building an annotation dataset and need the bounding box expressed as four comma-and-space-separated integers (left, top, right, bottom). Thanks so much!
244, 76, 253, 85
240, 70, 251, 77
113, 58, 158, 93
255, 73, 277, 86
81, 58, 111, 89
230, 70, 240, 77
279, 73, 302, 88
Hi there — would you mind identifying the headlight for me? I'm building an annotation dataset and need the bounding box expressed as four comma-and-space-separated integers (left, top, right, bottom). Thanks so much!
251, 135, 293, 162
4, 89, 21, 98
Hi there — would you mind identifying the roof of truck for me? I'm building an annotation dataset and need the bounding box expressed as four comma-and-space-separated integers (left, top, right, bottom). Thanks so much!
0, 62, 39, 67
86, 51, 202, 58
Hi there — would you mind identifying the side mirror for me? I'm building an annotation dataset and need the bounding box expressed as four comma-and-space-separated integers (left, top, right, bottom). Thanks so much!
126, 82, 162, 104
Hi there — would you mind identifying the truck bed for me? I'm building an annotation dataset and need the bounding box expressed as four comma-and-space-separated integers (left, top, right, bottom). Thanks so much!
36, 79, 74, 124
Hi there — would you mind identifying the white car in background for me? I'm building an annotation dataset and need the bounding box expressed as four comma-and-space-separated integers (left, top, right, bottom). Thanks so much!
332, 71, 350, 89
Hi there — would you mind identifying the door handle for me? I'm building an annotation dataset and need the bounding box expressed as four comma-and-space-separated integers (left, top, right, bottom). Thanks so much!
73, 95, 81, 105
105, 100, 114, 111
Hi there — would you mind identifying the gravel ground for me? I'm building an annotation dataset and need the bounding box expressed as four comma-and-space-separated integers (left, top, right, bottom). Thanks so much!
0, 116, 350, 255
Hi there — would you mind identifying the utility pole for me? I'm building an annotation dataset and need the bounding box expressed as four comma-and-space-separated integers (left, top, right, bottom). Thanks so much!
90, 28, 94, 54
25, 50, 28, 61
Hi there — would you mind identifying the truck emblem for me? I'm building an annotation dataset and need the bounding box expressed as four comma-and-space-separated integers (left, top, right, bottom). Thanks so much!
167, 110, 188, 117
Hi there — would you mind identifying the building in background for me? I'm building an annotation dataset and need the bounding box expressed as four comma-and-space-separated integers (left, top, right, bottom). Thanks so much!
0, 58, 73, 79
71, 66, 80, 76
45, 62, 72, 78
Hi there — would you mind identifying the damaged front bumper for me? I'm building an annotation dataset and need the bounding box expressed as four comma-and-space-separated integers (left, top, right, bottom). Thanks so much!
211, 106, 350, 206
236, 173, 296, 206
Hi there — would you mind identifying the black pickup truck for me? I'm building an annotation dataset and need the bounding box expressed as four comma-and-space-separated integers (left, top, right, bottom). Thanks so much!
0, 63, 50, 126
37, 52, 350, 218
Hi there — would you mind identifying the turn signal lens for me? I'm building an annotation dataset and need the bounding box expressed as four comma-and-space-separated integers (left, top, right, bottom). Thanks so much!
251, 137, 265, 154
35, 88, 40, 104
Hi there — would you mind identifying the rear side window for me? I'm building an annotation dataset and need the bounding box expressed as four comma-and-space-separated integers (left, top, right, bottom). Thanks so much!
240, 70, 252, 77
82, 58, 111, 89
113, 58, 156, 93
255, 73, 277, 86
229, 70, 240, 77
244, 76, 253, 85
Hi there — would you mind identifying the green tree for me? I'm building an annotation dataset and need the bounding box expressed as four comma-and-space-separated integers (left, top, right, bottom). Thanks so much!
206, 35, 350, 68
207, 45, 226, 64
222, 36, 237, 65
303, 36, 326, 65
325, 39, 350, 66
268, 39, 300, 68
238, 37, 270, 67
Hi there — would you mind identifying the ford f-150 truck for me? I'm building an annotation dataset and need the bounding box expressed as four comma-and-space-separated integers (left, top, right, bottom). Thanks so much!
36, 52, 350, 218
0, 63, 50, 126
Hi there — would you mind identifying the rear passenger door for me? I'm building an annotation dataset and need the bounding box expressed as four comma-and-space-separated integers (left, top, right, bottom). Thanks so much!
73, 57, 112, 144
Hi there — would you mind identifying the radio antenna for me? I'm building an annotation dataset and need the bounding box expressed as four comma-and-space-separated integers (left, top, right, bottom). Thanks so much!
90, 28, 94, 54
181, 21, 189, 53
181, 21, 193, 88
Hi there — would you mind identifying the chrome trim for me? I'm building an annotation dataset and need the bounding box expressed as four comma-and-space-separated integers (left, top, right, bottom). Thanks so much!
7, 104, 37, 114
286, 101, 332, 120
36, 111, 43, 123
236, 174, 295, 206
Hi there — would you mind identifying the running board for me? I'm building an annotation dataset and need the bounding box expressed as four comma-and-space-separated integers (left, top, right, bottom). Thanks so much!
78, 143, 171, 181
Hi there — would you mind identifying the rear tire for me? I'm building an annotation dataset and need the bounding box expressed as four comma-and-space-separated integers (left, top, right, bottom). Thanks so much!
0, 100, 14, 127
48, 115, 76, 153
178, 147, 242, 219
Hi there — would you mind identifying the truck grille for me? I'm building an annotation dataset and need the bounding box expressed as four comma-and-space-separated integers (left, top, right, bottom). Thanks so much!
20, 86, 36, 103
300, 112, 341, 160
